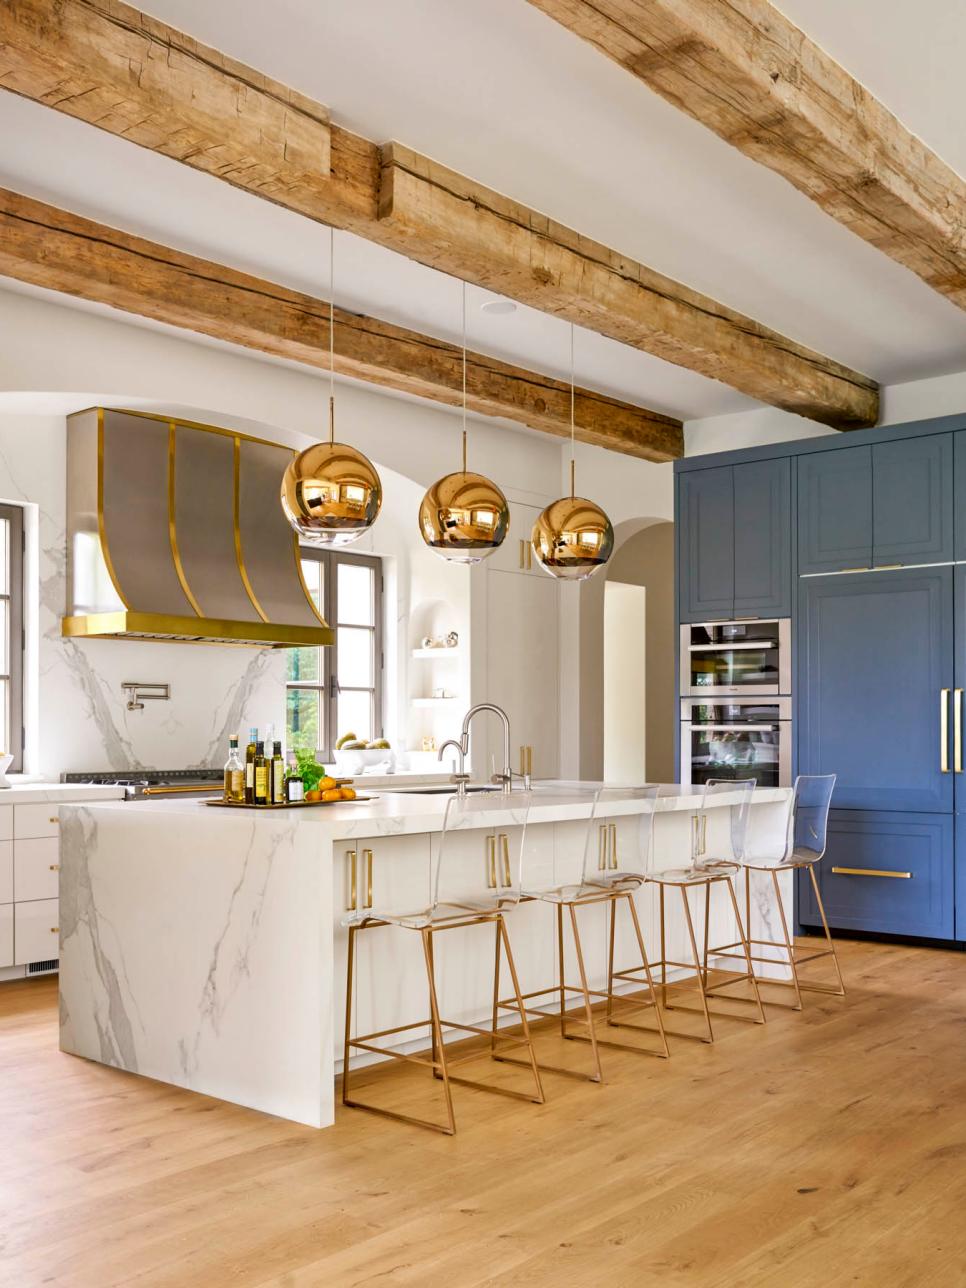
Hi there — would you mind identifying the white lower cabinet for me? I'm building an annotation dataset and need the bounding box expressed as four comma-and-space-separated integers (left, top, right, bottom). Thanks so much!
0, 841, 12, 904
0, 904, 12, 968
14, 838, 60, 903
14, 898, 59, 966
334, 834, 433, 1066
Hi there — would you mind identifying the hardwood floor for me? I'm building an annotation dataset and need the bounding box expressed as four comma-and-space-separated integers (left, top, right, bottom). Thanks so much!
1, 938, 965, 1287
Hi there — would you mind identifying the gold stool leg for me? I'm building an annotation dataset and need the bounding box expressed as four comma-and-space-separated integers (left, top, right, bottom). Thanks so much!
679, 885, 714, 1044
497, 916, 545, 1105
567, 902, 604, 1082
771, 868, 803, 1010
624, 892, 671, 1059
342, 924, 356, 1107
702, 882, 711, 989
557, 902, 567, 1037
808, 865, 847, 996
606, 896, 617, 1025
490, 916, 502, 1057
422, 927, 456, 1134
723, 876, 766, 1024
660, 883, 669, 1009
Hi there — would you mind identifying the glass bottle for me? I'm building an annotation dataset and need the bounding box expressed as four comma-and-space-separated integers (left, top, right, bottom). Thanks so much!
224, 734, 245, 803
245, 727, 258, 804
271, 741, 285, 804
285, 751, 304, 803
253, 741, 268, 806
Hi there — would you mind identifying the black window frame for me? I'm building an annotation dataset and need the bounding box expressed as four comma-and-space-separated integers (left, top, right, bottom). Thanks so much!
0, 504, 24, 773
286, 548, 383, 761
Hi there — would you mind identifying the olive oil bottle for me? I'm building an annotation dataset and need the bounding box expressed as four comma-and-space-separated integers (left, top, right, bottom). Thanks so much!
271, 741, 285, 804
224, 734, 245, 803
244, 727, 258, 803
253, 742, 269, 806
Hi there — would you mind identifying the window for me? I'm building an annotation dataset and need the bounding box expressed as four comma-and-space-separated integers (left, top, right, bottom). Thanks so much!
0, 505, 24, 772
286, 550, 383, 759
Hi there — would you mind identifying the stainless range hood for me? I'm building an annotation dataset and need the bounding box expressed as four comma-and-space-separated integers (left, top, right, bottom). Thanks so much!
63, 408, 333, 648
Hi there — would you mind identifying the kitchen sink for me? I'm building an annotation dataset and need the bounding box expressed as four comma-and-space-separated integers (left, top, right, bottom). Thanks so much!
380, 783, 501, 795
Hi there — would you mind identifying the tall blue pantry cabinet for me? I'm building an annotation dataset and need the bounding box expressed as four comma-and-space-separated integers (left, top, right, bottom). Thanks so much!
674, 414, 966, 944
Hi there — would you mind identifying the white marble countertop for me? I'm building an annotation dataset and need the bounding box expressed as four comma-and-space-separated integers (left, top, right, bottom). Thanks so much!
61, 782, 791, 838
0, 781, 126, 805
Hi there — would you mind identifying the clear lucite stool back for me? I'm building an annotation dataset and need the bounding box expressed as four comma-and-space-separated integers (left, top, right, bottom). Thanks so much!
581, 785, 661, 888
699, 778, 756, 867
790, 774, 836, 865
432, 789, 534, 918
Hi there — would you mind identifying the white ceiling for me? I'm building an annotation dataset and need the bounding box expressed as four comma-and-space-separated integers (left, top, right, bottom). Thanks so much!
0, 0, 964, 424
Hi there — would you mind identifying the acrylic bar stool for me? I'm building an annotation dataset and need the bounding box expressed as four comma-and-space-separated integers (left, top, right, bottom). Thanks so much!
495, 784, 669, 1085
341, 791, 544, 1135
706, 774, 845, 1009
645, 779, 765, 1043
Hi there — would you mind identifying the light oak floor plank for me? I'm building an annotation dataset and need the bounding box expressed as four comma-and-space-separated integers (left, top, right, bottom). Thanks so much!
0, 937, 963, 1287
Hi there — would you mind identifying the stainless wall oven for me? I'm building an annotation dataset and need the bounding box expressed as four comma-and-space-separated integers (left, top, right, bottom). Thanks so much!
680, 618, 791, 697
680, 697, 792, 788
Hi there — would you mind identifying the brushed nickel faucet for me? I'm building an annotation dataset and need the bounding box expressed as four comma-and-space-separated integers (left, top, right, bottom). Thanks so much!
437, 738, 469, 796
456, 703, 531, 793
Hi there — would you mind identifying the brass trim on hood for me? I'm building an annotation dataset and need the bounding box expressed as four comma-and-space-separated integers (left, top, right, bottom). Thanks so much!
167, 421, 204, 617
96, 409, 130, 611
62, 611, 333, 648
232, 435, 269, 623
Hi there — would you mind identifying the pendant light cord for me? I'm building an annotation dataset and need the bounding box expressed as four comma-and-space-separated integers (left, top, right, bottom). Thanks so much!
328, 226, 335, 446
461, 280, 468, 474
570, 322, 576, 500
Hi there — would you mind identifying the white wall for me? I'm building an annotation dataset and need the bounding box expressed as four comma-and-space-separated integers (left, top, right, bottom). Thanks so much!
603, 582, 646, 783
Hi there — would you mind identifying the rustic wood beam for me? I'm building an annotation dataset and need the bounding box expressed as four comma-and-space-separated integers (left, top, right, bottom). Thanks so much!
526, 0, 966, 311
0, 0, 879, 428
0, 188, 683, 461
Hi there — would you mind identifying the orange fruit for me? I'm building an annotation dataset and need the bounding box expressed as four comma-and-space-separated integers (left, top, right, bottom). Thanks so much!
304, 789, 321, 802
322, 787, 342, 803
319, 776, 337, 791
340, 786, 356, 800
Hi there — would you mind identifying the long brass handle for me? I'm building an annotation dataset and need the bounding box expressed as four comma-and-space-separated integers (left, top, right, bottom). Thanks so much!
598, 824, 607, 870
608, 822, 618, 870
527, 745, 533, 776
691, 815, 698, 860
346, 849, 357, 911
832, 867, 911, 880
487, 835, 497, 888
700, 816, 707, 857
520, 745, 526, 775
519, 539, 526, 570
363, 849, 373, 909
49, 864, 60, 872
955, 689, 963, 774
941, 689, 950, 773
527, 543, 532, 571
500, 833, 511, 886
50, 926, 59, 934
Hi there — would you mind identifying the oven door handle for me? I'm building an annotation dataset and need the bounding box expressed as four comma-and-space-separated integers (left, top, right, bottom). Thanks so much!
688, 641, 778, 651
687, 724, 778, 732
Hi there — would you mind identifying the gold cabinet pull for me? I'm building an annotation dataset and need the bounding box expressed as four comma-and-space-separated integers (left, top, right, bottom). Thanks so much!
346, 849, 357, 911
955, 690, 963, 774
486, 835, 497, 888
50, 927, 59, 934
700, 816, 707, 856
598, 824, 607, 870
520, 745, 526, 775
831, 866, 911, 880
49, 864, 60, 872
363, 848, 373, 909
608, 822, 618, 870
500, 833, 511, 886
527, 745, 533, 776
941, 689, 951, 772
48, 817, 59, 825
526, 542, 532, 571
518, 539, 526, 569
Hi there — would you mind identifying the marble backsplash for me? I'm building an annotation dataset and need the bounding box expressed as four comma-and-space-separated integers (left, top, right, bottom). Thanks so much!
4, 414, 285, 775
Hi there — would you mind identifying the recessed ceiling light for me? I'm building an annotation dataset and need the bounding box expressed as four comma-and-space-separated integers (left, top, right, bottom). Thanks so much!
480, 299, 517, 316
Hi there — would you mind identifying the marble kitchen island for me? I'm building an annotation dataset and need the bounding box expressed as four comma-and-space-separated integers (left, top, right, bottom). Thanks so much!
58, 786, 793, 1128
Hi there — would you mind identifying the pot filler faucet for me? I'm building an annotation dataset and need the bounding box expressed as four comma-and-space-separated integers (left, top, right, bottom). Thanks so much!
438, 703, 530, 795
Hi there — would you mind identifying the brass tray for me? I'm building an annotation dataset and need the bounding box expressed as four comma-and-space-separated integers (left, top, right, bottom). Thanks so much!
205, 794, 376, 810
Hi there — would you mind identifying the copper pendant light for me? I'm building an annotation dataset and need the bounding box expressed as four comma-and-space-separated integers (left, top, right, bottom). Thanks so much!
531, 326, 614, 581
281, 230, 382, 547
418, 283, 509, 564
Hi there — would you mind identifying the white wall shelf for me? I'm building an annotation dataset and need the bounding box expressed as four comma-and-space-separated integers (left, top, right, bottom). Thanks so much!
411, 697, 458, 708
411, 648, 461, 660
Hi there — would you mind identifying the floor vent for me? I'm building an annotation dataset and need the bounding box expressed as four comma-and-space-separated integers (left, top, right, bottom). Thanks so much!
28, 959, 58, 974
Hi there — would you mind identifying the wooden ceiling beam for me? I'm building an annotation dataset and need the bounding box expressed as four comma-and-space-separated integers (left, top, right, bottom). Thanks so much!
526, 0, 966, 311
0, 0, 879, 429
0, 187, 683, 461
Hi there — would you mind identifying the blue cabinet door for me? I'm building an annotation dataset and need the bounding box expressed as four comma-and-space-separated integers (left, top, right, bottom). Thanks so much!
798, 567, 953, 811
954, 431, 966, 562
956, 818, 966, 941
733, 457, 791, 618
799, 809, 953, 939
797, 446, 872, 575
678, 466, 734, 622
954, 566, 966, 813
873, 434, 953, 567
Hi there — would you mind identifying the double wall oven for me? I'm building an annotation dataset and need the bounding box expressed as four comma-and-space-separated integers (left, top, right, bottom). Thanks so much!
680, 619, 792, 788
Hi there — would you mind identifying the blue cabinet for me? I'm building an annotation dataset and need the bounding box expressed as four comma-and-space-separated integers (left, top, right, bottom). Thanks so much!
799, 809, 953, 939
678, 466, 734, 621
679, 459, 790, 621
954, 431, 966, 562
798, 567, 953, 812
734, 457, 791, 618
873, 435, 953, 566
798, 445, 872, 575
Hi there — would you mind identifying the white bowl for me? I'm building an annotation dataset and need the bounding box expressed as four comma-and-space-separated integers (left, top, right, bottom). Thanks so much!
335, 748, 393, 774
